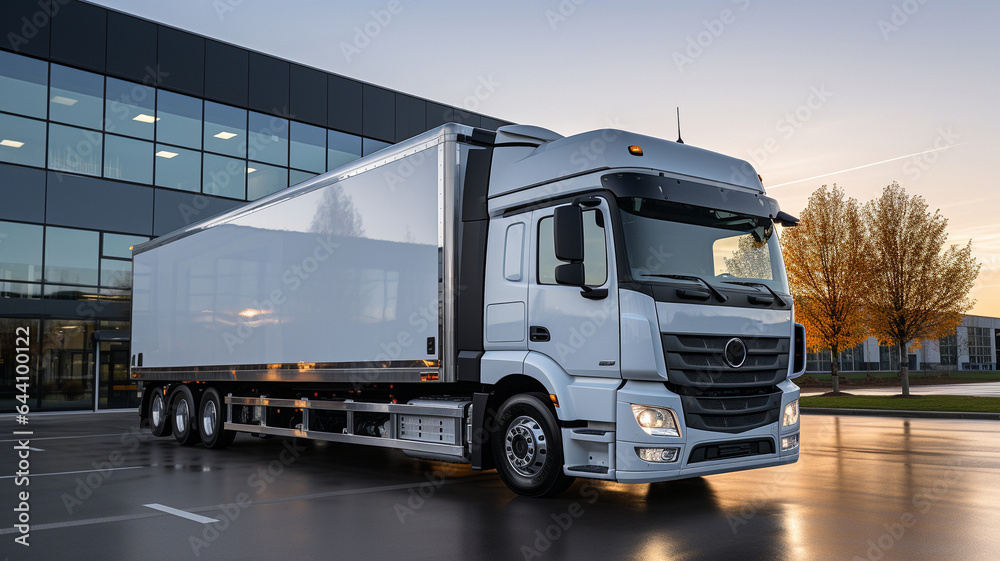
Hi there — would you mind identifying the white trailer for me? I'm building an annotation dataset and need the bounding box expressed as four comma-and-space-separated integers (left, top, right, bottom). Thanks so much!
131, 123, 806, 496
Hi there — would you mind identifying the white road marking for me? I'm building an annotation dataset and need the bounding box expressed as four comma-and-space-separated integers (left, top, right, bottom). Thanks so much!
143, 503, 220, 524
0, 465, 145, 480
29, 447, 44, 452
0, 433, 125, 442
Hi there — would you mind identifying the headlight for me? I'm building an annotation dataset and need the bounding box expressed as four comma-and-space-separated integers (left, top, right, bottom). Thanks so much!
630, 404, 680, 437
782, 400, 799, 427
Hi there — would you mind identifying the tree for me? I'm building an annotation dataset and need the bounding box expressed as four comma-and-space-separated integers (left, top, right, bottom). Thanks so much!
782, 185, 868, 393
724, 234, 774, 280
862, 182, 979, 396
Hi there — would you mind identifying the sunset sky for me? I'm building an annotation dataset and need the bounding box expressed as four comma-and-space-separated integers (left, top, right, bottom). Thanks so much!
92, 0, 1000, 316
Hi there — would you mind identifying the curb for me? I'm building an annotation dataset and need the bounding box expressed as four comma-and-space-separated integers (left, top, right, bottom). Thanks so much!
802, 407, 1000, 420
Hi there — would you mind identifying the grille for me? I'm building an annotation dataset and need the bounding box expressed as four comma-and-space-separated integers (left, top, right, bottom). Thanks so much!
663, 333, 790, 433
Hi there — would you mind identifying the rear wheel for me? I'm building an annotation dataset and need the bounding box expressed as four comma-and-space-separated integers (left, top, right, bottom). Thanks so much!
148, 388, 171, 437
199, 388, 236, 449
491, 393, 575, 497
171, 385, 200, 446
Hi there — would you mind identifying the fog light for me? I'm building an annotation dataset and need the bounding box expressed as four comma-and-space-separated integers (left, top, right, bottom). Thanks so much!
782, 400, 799, 427
631, 404, 680, 437
636, 447, 679, 463
781, 434, 799, 450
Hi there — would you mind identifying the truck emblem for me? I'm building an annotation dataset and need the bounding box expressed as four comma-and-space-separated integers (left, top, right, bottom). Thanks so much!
724, 338, 747, 368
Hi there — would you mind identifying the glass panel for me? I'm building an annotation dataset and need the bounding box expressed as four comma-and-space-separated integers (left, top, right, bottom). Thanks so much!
0, 50, 48, 118
104, 78, 156, 140
103, 233, 148, 259
362, 137, 391, 156
290, 121, 325, 173
289, 169, 318, 186
0, 318, 42, 414
203, 153, 247, 199
327, 130, 362, 170
48, 123, 103, 176
100, 258, 132, 288
103, 135, 153, 184
537, 210, 607, 286
49, 64, 104, 129
154, 144, 200, 192
248, 111, 288, 166
156, 90, 202, 149
203, 101, 246, 157
247, 162, 288, 200
39, 319, 95, 411
0, 281, 41, 298
44, 227, 99, 285
0, 113, 46, 167
0, 221, 43, 282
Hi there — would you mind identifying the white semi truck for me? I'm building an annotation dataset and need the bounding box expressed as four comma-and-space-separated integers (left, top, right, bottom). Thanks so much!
131, 122, 806, 496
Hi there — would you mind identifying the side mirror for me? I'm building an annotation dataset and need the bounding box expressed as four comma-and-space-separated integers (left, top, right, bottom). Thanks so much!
553, 205, 584, 262
554, 262, 585, 286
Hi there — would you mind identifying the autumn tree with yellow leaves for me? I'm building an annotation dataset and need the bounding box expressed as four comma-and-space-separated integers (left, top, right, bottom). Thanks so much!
861, 182, 979, 396
782, 185, 868, 393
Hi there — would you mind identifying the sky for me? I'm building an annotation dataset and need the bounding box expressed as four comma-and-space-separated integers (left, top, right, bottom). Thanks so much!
91, 0, 1000, 316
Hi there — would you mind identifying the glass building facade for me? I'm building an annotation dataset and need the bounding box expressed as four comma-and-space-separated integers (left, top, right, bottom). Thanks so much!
0, 0, 508, 412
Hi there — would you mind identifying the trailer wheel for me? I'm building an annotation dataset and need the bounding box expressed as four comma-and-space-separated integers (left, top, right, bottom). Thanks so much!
171, 385, 200, 446
199, 388, 236, 449
491, 393, 575, 497
148, 387, 171, 437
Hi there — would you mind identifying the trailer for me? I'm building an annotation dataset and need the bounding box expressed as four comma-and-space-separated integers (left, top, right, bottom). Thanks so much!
131, 122, 806, 496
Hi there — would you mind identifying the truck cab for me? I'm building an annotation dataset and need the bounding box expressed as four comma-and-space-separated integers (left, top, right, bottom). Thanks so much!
478, 125, 805, 493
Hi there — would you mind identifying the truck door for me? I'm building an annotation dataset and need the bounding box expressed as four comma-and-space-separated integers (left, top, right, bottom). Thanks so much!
527, 200, 619, 378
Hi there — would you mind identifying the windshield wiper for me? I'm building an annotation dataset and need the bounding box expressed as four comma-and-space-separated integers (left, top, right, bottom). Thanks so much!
722, 281, 787, 306
641, 274, 728, 303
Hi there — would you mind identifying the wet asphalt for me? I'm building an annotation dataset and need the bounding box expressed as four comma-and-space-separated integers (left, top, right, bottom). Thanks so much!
1, 410, 998, 561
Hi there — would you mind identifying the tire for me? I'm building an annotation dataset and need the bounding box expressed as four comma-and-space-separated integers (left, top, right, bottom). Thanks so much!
491, 393, 575, 497
170, 385, 200, 446
199, 387, 236, 449
148, 387, 171, 438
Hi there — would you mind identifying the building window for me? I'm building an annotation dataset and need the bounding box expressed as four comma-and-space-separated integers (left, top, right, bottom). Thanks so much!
289, 169, 318, 186
0, 50, 48, 118
0, 221, 43, 282
48, 123, 103, 176
154, 144, 200, 191
49, 64, 104, 130
939, 333, 958, 366
156, 90, 203, 149
203, 101, 246, 158
203, 153, 247, 199
0, 113, 46, 167
290, 121, 325, 173
102, 233, 148, 259
104, 134, 153, 184
247, 162, 288, 200
362, 137, 391, 156
104, 78, 156, 140
968, 327, 992, 368
537, 209, 607, 286
44, 227, 100, 286
248, 111, 288, 166
328, 130, 362, 170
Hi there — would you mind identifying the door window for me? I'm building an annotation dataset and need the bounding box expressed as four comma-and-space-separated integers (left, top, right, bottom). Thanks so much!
537, 209, 607, 286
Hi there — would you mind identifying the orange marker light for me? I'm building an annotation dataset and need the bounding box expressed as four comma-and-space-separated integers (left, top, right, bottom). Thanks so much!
549, 394, 560, 407
628, 145, 643, 156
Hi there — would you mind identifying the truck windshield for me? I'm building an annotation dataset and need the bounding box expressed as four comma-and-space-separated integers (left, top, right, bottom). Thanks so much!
618, 197, 789, 295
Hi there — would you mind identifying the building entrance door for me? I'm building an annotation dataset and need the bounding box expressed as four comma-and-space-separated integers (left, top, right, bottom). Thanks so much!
93, 330, 136, 410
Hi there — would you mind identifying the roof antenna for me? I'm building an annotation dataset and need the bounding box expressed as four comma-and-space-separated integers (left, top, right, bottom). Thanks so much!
675, 107, 684, 144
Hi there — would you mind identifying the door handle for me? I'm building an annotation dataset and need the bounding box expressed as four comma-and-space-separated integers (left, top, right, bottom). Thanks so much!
529, 326, 550, 342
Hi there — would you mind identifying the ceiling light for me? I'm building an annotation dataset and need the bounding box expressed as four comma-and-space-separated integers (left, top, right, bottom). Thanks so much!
0, 139, 25, 148
213, 131, 237, 140
51, 95, 79, 106
247, 167, 257, 173
133, 114, 159, 123
155, 150, 178, 159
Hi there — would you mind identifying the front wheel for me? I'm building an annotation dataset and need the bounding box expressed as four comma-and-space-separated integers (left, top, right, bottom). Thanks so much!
491, 393, 575, 497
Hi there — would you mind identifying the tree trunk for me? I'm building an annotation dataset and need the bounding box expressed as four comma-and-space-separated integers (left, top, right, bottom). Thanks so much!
899, 340, 910, 397
830, 345, 840, 394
